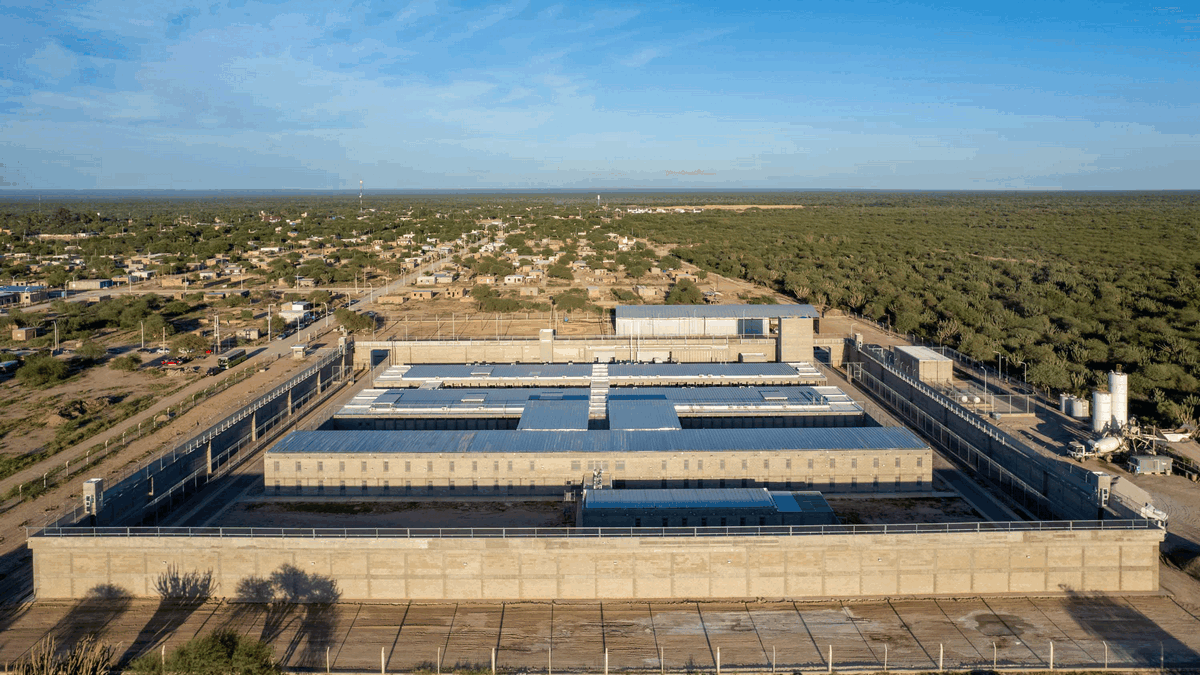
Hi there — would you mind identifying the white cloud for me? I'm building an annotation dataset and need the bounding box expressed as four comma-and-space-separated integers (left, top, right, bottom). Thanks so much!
25, 41, 77, 80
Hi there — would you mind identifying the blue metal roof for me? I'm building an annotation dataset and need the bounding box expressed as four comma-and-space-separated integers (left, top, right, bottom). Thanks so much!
771, 491, 834, 514
584, 488, 774, 510
607, 399, 681, 430
614, 304, 819, 320
516, 399, 590, 431
270, 426, 927, 455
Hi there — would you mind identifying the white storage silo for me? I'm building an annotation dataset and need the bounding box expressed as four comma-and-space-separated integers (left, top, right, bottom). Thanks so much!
1109, 371, 1129, 431
1060, 393, 1070, 414
1069, 396, 1089, 418
1092, 391, 1112, 435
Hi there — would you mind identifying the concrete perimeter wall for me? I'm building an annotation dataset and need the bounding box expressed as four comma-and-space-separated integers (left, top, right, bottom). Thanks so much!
29, 526, 1162, 601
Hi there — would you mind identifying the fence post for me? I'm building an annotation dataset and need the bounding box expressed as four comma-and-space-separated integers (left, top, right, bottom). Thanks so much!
993, 642, 997, 670
939, 644, 943, 672
884, 644, 887, 671
492, 648, 496, 675
437, 647, 440, 675
381, 646, 385, 675
1104, 641, 1108, 669
828, 645, 832, 673
716, 647, 720, 675
326, 647, 330, 673
604, 648, 608, 675
1050, 640, 1054, 670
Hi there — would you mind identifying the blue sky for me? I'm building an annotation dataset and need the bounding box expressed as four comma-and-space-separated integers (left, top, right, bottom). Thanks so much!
1, 0, 1197, 190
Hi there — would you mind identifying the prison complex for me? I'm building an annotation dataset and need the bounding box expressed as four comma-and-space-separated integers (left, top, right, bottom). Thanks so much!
27, 305, 1166, 602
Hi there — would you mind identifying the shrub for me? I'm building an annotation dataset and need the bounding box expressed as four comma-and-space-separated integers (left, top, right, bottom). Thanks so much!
130, 629, 278, 675
16, 355, 70, 387
110, 354, 142, 371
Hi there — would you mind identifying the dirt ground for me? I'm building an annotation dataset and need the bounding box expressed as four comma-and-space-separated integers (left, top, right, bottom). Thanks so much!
223, 499, 573, 529
826, 497, 982, 525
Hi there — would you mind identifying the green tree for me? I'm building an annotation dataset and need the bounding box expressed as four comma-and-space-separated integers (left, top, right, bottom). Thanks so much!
665, 279, 703, 305
16, 355, 70, 387
130, 629, 278, 675
172, 333, 209, 355
76, 341, 106, 363
334, 308, 374, 333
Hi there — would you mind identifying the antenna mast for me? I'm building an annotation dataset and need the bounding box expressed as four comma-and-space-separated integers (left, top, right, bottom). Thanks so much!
359, 180, 364, 212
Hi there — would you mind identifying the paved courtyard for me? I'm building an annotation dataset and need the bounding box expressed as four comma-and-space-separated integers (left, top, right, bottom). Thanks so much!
3, 594, 1200, 672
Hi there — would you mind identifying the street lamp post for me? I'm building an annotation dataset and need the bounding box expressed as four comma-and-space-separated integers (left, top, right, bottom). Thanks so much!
323, 302, 329, 327
268, 303, 275, 342
140, 320, 145, 351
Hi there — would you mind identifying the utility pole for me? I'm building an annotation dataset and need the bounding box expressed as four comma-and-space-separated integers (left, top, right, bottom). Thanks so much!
214, 311, 220, 354
140, 320, 145, 351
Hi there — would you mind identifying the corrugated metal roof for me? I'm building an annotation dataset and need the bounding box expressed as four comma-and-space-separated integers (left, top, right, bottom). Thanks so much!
770, 491, 834, 513
516, 399, 590, 431
342, 385, 856, 415
614, 304, 819, 320
607, 399, 681, 430
270, 427, 928, 455
584, 488, 774, 510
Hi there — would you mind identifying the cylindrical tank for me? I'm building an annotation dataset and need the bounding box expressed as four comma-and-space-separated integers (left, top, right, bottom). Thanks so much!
1088, 436, 1122, 454
1092, 391, 1112, 434
1109, 371, 1129, 431
1069, 396, 1089, 418
1060, 393, 1070, 414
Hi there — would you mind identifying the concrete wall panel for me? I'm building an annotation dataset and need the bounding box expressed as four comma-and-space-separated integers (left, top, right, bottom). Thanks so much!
29, 527, 1163, 602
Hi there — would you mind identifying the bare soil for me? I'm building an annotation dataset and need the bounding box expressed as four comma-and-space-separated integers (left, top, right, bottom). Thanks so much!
826, 497, 983, 525
225, 499, 573, 529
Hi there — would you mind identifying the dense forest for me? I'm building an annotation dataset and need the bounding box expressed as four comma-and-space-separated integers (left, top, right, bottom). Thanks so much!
4, 190, 1199, 425
610, 192, 1200, 427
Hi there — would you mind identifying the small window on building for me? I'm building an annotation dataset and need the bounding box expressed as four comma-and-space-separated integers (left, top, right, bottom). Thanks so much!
808, 458, 814, 470
720, 459, 726, 470
507, 480, 513, 489
529, 461, 535, 471
339, 481, 346, 494
851, 458, 858, 469
295, 480, 301, 492
829, 478, 837, 490
763, 459, 770, 470
274, 481, 281, 494
317, 461, 324, 472
317, 480, 325, 494
683, 460, 689, 470
895, 457, 901, 468
917, 457, 924, 468
851, 477, 858, 489
873, 457, 879, 469
616, 461, 625, 471
295, 461, 301, 472
830, 458, 836, 469
529, 480, 536, 492
872, 477, 879, 490
405, 461, 411, 472
472, 480, 479, 491
449, 480, 455, 490
383, 480, 390, 492
741, 459, 748, 470
662, 460, 668, 471
449, 461, 455, 473
494, 461, 500, 472
785, 459, 792, 470
635, 518, 642, 527
572, 460, 581, 471
361, 481, 368, 493
427, 460, 433, 472
895, 477, 902, 489
427, 481, 433, 491
384, 461, 390, 472
405, 480, 411, 490
359, 461, 366, 472
339, 461, 345, 473
273, 461, 280, 473
471, 461, 477, 472
507, 461, 513, 471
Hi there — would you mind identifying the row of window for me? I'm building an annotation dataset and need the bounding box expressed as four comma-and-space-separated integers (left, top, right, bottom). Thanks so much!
273, 456, 922, 474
